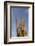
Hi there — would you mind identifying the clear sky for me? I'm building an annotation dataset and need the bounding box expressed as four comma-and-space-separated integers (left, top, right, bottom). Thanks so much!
10, 7, 29, 37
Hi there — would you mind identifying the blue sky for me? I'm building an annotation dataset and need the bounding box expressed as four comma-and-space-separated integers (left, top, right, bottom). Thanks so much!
10, 7, 29, 37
